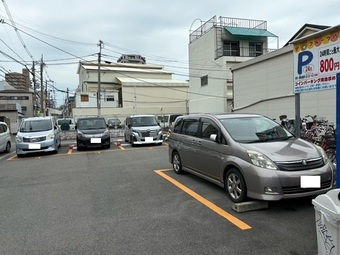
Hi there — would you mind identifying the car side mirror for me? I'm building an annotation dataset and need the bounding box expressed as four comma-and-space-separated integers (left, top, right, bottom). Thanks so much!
128, 124, 132, 129
210, 134, 218, 142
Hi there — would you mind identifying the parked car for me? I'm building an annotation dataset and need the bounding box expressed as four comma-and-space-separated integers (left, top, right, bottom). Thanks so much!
0, 121, 11, 153
168, 113, 336, 203
157, 114, 182, 131
107, 118, 122, 129
76, 116, 110, 151
57, 118, 76, 131
124, 115, 163, 146
16, 116, 61, 157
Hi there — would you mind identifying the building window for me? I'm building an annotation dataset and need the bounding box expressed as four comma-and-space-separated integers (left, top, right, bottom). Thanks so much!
249, 42, 263, 57
223, 41, 240, 56
106, 95, 115, 102
80, 94, 89, 102
201, 75, 208, 86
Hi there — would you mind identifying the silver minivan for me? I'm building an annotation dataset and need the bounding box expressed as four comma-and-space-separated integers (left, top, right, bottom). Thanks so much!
124, 115, 163, 146
168, 113, 336, 203
16, 116, 61, 157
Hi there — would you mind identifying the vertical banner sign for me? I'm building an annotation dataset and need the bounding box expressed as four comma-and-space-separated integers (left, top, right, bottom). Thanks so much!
337, 73, 340, 188
293, 30, 340, 93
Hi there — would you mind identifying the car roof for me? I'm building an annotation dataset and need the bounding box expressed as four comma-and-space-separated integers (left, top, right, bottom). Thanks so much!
178, 113, 263, 119
23, 116, 53, 121
128, 115, 156, 117
77, 116, 105, 120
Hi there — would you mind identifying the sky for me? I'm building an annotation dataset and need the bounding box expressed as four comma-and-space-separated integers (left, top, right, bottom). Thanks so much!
0, 0, 339, 107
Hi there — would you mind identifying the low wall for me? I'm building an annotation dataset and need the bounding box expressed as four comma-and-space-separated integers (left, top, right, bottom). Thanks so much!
60, 129, 124, 140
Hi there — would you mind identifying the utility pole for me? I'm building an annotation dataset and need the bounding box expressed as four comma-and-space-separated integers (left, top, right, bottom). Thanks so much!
67, 87, 69, 117
97, 40, 103, 116
40, 55, 44, 116
32, 61, 36, 116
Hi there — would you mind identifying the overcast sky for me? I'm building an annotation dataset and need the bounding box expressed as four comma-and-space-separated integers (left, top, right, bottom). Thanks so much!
0, 0, 339, 106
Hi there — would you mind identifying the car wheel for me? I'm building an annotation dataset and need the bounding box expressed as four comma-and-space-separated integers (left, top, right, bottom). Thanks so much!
130, 135, 135, 147
172, 151, 183, 174
54, 140, 59, 154
76, 140, 82, 151
5, 141, 11, 153
225, 168, 247, 203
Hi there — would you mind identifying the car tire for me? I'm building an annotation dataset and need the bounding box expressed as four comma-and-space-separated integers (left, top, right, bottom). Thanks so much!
172, 151, 183, 174
225, 168, 247, 203
5, 141, 11, 153
130, 135, 135, 147
76, 140, 82, 151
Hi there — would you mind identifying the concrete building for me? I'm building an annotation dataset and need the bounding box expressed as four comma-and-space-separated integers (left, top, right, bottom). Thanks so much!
5, 68, 31, 91
0, 80, 34, 133
188, 16, 278, 113
74, 61, 189, 121
230, 24, 336, 125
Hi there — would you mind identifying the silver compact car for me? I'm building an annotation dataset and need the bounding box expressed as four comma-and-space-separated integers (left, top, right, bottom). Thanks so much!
16, 116, 61, 157
0, 121, 11, 153
168, 113, 336, 203
76, 117, 110, 151
124, 115, 163, 146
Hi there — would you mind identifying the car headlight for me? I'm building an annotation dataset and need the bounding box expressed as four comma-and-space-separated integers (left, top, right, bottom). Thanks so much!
132, 129, 140, 136
16, 135, 23, 142
47, 133, 55, 139
104, 130, 109, 136
315, 144, 329, 164
247, 150, 277, 170
77, 131, 85, 138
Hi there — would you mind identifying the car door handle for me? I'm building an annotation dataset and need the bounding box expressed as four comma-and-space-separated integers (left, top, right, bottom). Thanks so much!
192, 139, 202, 146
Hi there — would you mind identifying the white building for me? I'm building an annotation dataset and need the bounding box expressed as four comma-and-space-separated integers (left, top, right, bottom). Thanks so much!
230, 24, 336, 125
188, 16, 278, 113
74, 61, 189, 121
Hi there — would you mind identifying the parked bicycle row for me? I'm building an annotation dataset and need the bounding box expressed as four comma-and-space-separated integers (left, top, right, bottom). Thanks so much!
279, 114, 336, 165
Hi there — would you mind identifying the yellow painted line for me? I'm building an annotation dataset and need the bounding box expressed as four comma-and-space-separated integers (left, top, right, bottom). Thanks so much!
7, 155, 17, 160
155, 169, 252, 230
68, 145, 74, 154
115, 142, 125, 150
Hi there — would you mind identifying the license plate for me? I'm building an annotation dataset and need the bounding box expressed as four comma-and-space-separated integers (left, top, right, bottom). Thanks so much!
91, 138, 101, 143
29, 143, 41, 149
145, 137, 153, 142
301, 176, 321, 188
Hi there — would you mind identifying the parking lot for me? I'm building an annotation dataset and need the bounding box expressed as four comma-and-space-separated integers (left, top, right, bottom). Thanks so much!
0, 136, 321, 254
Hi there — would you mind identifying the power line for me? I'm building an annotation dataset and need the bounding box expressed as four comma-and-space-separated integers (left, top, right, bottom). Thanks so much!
1, 0, 34, 60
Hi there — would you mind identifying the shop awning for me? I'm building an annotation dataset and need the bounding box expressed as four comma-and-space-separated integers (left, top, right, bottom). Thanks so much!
225, 27, 277, 37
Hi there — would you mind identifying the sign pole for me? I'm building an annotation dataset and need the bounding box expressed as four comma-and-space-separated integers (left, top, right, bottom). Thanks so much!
337, 73, 340, 188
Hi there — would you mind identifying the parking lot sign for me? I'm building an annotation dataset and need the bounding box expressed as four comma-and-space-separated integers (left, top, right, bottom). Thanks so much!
293, 29, 340, 93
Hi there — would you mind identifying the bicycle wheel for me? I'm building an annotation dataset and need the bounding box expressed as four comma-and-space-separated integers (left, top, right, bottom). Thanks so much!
325, 146, 336, 164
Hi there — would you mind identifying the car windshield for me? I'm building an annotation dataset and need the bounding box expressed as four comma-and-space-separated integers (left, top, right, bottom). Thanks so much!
132, 116, 158, 127
220, 116, 293, 143
20, 119, 53, 132
108, 119, 120, 124
77, 118, 107, 129
58, 119, 72, 125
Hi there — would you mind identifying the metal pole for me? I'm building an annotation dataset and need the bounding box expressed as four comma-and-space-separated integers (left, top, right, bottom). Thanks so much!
97, 40, 103, 116
40, 55, 44, 116
295, 93, 301, 137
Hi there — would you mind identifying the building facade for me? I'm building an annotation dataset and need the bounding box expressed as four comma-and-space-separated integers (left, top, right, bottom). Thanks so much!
230, 24, 336, 125
0, 83, 34, 133
74, 61, 189, 121
188, 16, 278, 113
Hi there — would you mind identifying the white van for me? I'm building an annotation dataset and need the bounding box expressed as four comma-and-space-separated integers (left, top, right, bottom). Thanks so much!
57, 118, 76, 131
